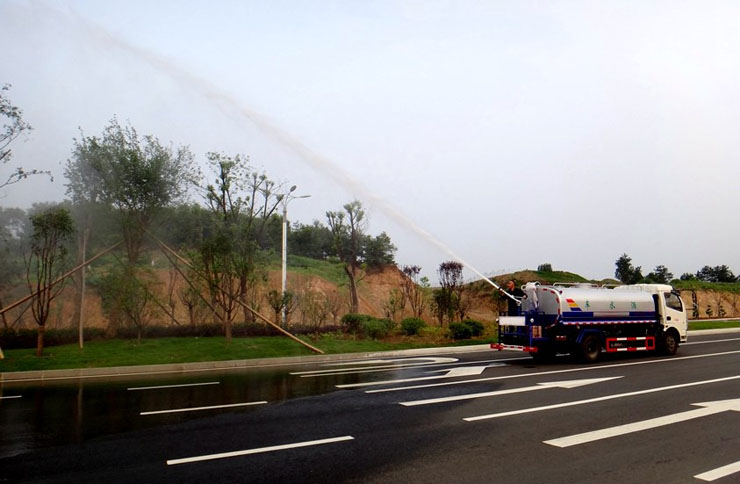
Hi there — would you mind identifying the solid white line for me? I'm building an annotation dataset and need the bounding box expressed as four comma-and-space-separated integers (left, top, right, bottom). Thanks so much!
365, 349, 740, 394
166, 436, 355, 465
141, 401, 267, 415
128, 381, 220, 391
695, 460, 740, 481
464, 375, 740, 422
0, 395, 22, 400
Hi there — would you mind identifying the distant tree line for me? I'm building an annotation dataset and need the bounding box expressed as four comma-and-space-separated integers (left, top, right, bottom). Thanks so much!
615, 254, 739, 284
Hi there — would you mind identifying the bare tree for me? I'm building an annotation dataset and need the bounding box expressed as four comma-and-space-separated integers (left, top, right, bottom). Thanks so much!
400, 265, 428, 319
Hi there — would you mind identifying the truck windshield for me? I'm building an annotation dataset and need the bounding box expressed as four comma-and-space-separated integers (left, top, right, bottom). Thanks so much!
664, 292, 683, 312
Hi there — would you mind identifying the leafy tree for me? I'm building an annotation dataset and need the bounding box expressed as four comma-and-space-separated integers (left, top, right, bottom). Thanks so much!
1, 84, 51, 190
680, 272, 697, 281
0, 207, 28, 330
25, 207, 75, 356
197, 152, 284, 338
288, 221, 334, 259
696, 265, 736, 283
98, 265, 158, 344
72, 118, 195, 264
327, 200, 366, 313
363, 232, 396, 268
615, 253, 643, 284
537, 263, 553, 272
645, 265, 673, 284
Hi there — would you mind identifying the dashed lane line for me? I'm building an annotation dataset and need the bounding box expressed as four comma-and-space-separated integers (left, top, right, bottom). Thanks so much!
695, 460, 740, 482
166, 436, 355, 465
141, 401, 267, 416
128, 381, 220, 391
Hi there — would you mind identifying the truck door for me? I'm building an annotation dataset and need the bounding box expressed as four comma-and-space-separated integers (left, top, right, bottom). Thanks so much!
662, 291, 688, 341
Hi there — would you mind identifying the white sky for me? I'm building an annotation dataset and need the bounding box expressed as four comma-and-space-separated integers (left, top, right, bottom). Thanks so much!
1, 0, 739, 282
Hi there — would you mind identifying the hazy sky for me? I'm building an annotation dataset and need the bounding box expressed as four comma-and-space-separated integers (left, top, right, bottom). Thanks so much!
2, 0, 739, 282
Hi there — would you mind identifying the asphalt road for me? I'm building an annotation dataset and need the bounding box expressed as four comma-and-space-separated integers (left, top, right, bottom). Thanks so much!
1, 334, 739, 483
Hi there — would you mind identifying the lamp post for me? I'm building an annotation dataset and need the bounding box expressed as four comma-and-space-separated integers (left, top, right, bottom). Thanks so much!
281, 186, 310, 324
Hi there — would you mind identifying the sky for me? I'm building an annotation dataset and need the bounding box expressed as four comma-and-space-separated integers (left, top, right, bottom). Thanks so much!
1, 0, 739, 282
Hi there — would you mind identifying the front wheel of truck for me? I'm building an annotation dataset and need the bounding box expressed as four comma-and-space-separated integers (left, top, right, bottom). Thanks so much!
579, 334, 601, 363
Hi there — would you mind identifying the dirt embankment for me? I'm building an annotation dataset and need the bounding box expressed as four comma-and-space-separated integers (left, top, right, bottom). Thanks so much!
4, 266, 738, 332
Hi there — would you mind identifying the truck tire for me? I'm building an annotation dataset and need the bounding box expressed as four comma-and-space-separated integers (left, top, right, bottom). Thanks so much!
662, 330, 678, 356
579, 334, 601, 363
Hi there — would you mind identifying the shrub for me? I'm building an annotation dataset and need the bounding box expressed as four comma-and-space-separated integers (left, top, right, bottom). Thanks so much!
449, 322, 473, 340
340, 313, 372, 334
401, 317, 427, 336
462, 319, 485, 337
360, 318, 394, 340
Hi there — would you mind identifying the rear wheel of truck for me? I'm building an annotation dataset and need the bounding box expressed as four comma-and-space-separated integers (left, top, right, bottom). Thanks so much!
579, 334, 601, 363
661, 330, 679, 356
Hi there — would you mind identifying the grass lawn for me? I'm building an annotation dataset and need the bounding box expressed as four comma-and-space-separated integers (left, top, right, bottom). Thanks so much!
688, 319, 740, 331
0, 334, 494, 373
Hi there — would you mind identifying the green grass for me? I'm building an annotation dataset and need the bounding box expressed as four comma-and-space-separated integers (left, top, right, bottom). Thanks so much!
0, 334, 493, 373
688, 319, 740, 331
265, 254, 347, 285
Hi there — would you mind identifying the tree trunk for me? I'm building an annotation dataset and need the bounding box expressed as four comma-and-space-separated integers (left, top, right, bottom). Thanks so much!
345, 265, 359, 314
224, 320, 232, 342
36, 324, 45, 357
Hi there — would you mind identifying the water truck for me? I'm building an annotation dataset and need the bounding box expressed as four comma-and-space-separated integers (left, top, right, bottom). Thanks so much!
492, 282, 688, 362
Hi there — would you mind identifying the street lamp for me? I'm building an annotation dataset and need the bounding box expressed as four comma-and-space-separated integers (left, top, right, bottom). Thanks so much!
281, 185, 310, 324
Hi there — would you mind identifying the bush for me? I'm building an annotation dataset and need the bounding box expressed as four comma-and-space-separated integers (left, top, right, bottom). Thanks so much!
449, 322, 473, 340
401, 317, 427, 336
340, 313, 373, 334
462, 319, 485, 337
0, 327, 107, 349
360, 318, 395, 340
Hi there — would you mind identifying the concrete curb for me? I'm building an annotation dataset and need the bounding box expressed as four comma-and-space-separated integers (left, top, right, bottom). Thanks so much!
0, 344, 492, 383
1, 328, 737, 383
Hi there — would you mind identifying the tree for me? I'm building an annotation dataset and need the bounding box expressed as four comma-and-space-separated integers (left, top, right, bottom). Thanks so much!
25, 207, 75, 356
696, 265, 736, 283
363, 232, 397, 268
1, 84, 51, 190
537, 263, 553, 272
615, 254, 643, 284
0, 207, 28, 330
645, 265, 673, 284
197, 152, 284, 339
327, 200, 366, 314
73, 118, 195, 264
400, 265, 428, 319
436, 261, 464, 327
289, 221, 334, 259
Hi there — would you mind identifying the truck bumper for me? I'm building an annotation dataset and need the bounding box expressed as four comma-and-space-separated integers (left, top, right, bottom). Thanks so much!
491, 343, 538, 353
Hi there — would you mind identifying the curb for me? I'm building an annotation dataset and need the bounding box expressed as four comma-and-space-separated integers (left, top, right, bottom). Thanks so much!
0, 344, 492, 383
2, 328, 738, 383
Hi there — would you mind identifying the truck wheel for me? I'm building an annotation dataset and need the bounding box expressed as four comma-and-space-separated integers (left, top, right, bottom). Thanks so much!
662, 331, 678, 356
580, 335, 601, 363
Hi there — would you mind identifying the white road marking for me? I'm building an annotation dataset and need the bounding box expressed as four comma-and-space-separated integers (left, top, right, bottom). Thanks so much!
366, 349, 740, 394
695, 460, 740, 481
141, 401, 267, 415
0, 395, 22, 400
464, 375, 740, 422
337, 365, 497, 389
544, 398, 740, 448
127, 381, 220, 391
291, 357, 459, 376
400, 377, 621, 406
166, 436, 355, 465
